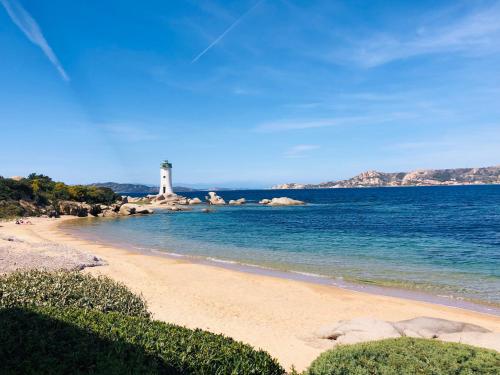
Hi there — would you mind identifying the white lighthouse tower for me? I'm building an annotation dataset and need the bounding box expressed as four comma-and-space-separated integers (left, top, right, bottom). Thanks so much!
159, 160, 173, 195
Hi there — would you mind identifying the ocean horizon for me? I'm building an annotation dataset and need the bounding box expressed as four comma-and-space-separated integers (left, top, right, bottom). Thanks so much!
62, 185, 500, 311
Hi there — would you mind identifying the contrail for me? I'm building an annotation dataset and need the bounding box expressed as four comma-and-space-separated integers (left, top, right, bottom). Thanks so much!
191, 0, 264, 63
0, 0, 69, 81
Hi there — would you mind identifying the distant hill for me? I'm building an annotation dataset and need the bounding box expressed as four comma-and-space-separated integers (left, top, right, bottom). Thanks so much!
89, 182, 196, 194
272, 166, 500, 189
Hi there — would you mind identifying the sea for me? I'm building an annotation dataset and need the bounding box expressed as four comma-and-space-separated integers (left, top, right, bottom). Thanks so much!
61, 185, 500, 313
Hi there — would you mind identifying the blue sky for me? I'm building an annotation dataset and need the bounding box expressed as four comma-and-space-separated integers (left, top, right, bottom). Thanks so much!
0, 0, 499, 187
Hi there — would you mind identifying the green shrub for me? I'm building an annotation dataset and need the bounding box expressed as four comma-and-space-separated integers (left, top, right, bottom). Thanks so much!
0, 306, 285, 375
0, 270, 150, 318
305, 337, 500, 375
0, 200, 26, 219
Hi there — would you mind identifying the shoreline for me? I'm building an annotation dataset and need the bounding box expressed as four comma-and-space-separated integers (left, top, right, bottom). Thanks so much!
1, 216, 499, 370
60, 217, 500, 316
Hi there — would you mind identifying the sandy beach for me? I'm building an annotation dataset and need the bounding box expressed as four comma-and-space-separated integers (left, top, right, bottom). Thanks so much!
1, 216, 499, 371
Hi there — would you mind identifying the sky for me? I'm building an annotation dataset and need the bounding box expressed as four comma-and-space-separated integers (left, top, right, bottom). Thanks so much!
0, 0, 499, 187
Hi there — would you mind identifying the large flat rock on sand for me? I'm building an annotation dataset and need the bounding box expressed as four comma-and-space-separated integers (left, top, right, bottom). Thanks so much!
315, 316, 500, 352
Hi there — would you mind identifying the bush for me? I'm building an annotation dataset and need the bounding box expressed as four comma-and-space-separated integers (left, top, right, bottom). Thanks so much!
0, 270, 150, 318
0, 200, 26, 219
0, 306, 285, 375
305, 337, 500, 375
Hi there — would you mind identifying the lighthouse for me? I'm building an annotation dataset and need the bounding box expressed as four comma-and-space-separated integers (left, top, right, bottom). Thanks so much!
159, 160, 173, 195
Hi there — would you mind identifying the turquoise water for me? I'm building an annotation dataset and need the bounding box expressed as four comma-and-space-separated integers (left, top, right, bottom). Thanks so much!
63, 186, 500, 306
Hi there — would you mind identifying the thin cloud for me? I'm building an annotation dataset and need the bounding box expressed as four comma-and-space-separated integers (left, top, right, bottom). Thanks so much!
255, 116, 370, 132
284, 144, 320, 158
333, 3, 500, 67
191, 0, 264, 63
255, 112, 417, 133
0, 0, 69, 81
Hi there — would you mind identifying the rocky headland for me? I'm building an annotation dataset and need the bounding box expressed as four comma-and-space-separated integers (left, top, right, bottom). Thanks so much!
272, 165, 500, 189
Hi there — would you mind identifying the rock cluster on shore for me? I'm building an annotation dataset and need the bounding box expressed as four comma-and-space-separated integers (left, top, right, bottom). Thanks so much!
57, 200, 153, 218
57, 192, 307, 217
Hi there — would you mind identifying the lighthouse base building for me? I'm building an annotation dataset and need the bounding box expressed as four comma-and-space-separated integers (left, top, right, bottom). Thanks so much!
159, 160, 173, 195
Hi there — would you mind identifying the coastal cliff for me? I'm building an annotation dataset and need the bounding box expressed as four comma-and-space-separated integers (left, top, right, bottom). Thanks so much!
272, 166, 500, 189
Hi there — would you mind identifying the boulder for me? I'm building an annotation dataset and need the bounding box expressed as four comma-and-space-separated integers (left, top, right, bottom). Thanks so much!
260, 197, 305, 206
315, 316, 498, 351
58, 201, 91, 217
121, 196, 129, 204
206, 192, 225, 205
88, 204, 102, 217
119, 204, 136, 216
118, 204, 153, 216
188, 197, 202, 205
229, 198, 246, 205
101, 209, 119, 217
393, 317, 490, 339
316, 318, 401, 345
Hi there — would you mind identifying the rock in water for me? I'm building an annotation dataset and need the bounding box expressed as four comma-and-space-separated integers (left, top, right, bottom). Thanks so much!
188, 197, 202, 205
118, 204, 153, 216
206, 192, 226, 205
229, 198, 246, 205
259, 197, 305, 206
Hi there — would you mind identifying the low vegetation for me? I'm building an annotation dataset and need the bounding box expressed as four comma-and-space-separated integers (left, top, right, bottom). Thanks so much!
305, 337, 500, 375
0, 270, 150, 318
2, 270, 498, 374
0, 307, 285, 375
0, 270, 284, 374
0, 174, 118, 218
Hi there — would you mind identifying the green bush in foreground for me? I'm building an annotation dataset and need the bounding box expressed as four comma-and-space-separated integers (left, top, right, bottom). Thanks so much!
0, 270, 150, 318
0, 306, 285, 375
306, 337, 500, 375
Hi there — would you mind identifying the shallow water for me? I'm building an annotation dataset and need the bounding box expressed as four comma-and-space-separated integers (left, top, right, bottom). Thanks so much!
63, 185, 500, 306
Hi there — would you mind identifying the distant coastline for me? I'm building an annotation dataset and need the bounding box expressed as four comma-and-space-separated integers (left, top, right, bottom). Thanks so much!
272, 165, 500, 189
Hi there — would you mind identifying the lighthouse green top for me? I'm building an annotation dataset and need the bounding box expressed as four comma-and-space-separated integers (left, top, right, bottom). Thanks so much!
161, 160, 172, 168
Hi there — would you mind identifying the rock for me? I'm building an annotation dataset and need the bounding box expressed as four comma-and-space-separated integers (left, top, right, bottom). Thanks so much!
316, 318, 401, 345
439, 332, 500, 352
161, 205, 181, 211
188, 197, 202, 205
393, 317, 490, 338
102, 209, 119, 217
88, 204, 102, 217
58, 201, 91, 217
176, 198, 189, 205
229, 198, 246, 205
119, 204, 136, 216
260, 197, 305, 206
315, 316, 497, 351
206, 192, 226, 205
118, 204, 153, 216
155, 194, 165, 201
121, 196, 129, 203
